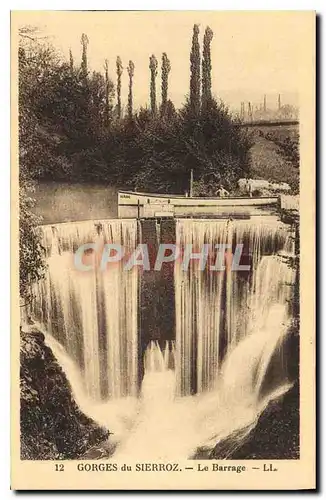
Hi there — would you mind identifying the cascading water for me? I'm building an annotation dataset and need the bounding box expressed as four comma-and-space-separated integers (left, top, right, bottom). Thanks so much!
29, 219, 139, 400
174, 217, 294, 398
25, 214, 296, 460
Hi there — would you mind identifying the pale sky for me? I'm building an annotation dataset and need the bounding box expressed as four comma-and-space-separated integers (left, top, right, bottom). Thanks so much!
15, 11, 308, 111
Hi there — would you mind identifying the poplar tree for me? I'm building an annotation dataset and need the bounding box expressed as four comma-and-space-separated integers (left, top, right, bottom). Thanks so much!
190, 24, 201, 115
80, 33, 89, 80
116, 56, 123, 119
69, 49, 74, 73
149, 54, 158, 114
127, 60, 135, 119
202, 26, 214, 112
161, 52, 171, 117
104, 59, 110, 127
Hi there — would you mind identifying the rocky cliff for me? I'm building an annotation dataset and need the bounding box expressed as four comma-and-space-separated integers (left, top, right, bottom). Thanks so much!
20, 329, 109, 460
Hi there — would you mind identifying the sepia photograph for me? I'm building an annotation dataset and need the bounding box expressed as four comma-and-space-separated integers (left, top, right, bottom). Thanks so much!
11, 10, 315, 490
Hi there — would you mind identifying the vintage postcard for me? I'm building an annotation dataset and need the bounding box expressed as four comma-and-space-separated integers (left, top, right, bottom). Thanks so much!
11, 10, 315, 490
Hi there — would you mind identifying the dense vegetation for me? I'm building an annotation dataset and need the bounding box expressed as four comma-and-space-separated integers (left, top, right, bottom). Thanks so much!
19, 175, 46, 302
19, 25, 253, 196
263, 129, 300, 170
250, 125, 299, 193
259, 127, 299, 192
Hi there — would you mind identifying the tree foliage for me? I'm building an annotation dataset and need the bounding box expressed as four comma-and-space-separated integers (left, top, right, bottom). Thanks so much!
19, 176, 46, 302
19, 33, 115, 182
149, 54, 158, 115
202, 26, 214, 112
116, 56, 123, 119
190, 24, 201, 115
161, 53, 171, 117
19, 27, 253, 197
127, 60, 135, 119
80, 33, 89, 80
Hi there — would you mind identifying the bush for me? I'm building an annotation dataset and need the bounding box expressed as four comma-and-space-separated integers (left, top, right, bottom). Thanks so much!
19, 177, 46, 303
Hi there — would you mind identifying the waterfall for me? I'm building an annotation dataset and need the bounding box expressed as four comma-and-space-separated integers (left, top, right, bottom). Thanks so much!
174, 217, 294, 396
112, 305, 293, 461
25, 214, 296, 460
30, 219, 139, 400
143, 340, 175, 373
